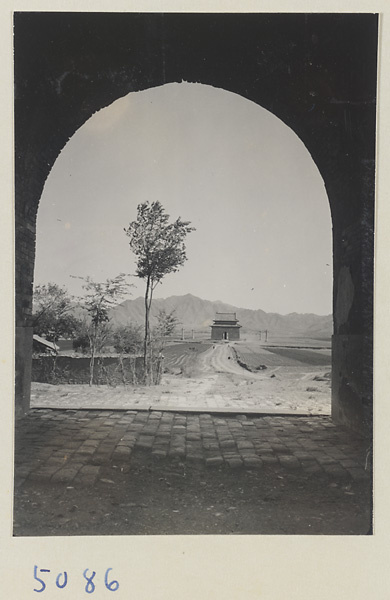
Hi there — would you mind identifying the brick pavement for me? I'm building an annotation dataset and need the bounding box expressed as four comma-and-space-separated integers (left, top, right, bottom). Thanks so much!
14, 409, 371, 488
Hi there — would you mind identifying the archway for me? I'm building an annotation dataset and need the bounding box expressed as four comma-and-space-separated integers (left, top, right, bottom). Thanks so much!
33, 82, 333, 415
14, 13, 377, 435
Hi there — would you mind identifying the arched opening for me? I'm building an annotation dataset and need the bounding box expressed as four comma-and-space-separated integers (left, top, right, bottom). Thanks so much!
13, 11, 376, 537
14, 12, 376, 434
33, 82, 333, 415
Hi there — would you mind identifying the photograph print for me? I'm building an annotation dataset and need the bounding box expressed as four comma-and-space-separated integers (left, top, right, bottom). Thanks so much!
14, 12, 377, 535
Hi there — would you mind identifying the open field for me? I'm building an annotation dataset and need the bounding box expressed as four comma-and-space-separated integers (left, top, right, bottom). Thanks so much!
162, 338, 331, 371
161, 341, 212, 375
237, 331, 331, 348
233, 341, 331, 370
160, 330, 332, 348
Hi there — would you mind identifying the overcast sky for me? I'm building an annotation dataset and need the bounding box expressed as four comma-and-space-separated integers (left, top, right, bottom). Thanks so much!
35, 82, 332, 315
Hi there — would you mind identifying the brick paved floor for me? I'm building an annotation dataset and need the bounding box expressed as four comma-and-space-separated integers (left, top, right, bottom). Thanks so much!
14, 409, 371, 488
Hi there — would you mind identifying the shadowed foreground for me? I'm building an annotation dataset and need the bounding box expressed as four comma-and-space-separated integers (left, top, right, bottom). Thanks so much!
14, 409, 372, 536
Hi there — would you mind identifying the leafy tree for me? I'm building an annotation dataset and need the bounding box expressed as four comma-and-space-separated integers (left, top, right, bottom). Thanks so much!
113, 323, 143, 355
32, 282, 77, 347
72, 318, 112, 355
72, 328, 90, 354
125, 201, 195, 383
74, 274, 133, 385
72, 317, 91, 354
154, 308, 179, 348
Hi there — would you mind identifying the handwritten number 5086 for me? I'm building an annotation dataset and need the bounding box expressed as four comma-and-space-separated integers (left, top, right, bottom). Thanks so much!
33, 566, 119, 592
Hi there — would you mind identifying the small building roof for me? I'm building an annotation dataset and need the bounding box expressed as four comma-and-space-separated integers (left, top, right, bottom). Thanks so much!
33, 334, 59, 352
214, 312, 238, 322
210, 323, 241, 329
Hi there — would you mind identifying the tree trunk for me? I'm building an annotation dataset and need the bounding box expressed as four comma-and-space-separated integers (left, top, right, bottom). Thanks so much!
143, 276, 158, 385
89, 325, 97, 386
147, 286, 155, 384
89, 349, 95, 386
51, 342, 58, 384
119, 353, 126, 386
143, 277, 150, 383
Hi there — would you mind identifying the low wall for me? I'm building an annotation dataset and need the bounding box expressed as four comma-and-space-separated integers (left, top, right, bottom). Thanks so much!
32, 355, 161, 386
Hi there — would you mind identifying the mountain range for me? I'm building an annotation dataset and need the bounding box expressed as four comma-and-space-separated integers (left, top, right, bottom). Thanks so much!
110, 293, 332, 339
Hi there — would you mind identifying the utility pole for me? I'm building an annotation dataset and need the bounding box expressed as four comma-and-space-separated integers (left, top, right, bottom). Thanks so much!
265, 329, 268, 342
182, 327, 185, 341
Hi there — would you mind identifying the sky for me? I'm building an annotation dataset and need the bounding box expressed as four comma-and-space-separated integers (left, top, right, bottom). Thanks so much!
35, 82, 332, 315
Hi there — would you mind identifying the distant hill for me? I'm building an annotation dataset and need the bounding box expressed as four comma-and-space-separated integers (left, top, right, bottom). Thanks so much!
110, 293, 332, 338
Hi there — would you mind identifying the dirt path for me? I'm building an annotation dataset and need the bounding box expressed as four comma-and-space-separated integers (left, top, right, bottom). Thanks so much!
185, 343, 331, 413
198, 344, 248, 376
198, 343, 284, 379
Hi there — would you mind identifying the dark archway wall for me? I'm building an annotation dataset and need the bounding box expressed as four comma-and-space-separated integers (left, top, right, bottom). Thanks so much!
14, 13, 378, 434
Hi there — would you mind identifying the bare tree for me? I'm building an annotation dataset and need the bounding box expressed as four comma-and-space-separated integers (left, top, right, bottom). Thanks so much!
74, 274, 133, 385
125, 201, 195, 383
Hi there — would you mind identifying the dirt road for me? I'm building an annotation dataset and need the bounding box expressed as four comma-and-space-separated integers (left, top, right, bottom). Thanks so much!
197, 344, 254, 376
184, 342, 331, 414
